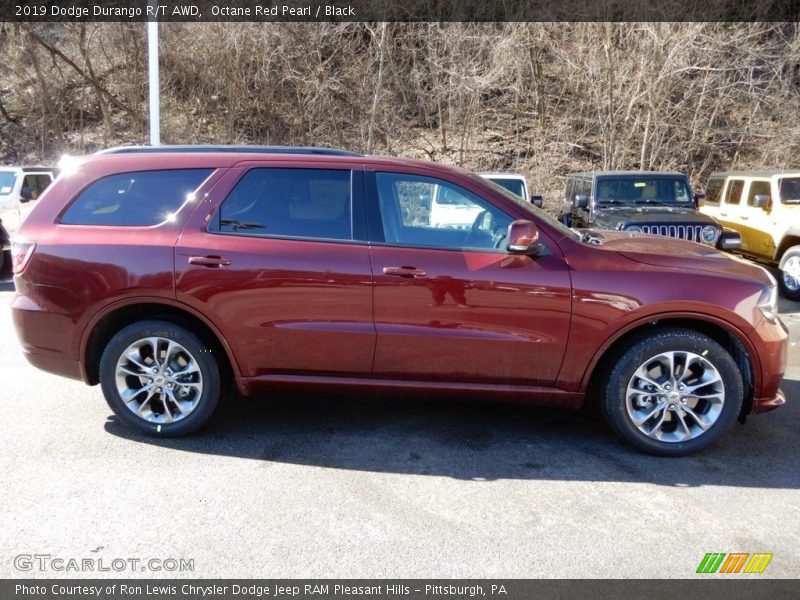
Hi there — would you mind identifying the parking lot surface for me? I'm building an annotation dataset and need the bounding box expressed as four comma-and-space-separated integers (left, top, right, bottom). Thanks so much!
0, 279, 798, 578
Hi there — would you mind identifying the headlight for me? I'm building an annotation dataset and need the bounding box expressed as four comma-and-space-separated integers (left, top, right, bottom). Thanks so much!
757, 285, 778, 322
626, 225, 643, 233
701, 225, 719, 244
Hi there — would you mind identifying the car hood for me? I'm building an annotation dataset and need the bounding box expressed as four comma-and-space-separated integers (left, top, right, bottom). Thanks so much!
594, 231, 772, 283
592, 205, 714, 227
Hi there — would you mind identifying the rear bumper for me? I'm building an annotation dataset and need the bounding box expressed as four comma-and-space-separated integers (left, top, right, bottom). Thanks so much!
20, 347, 83, 381
11, 292, 85, 382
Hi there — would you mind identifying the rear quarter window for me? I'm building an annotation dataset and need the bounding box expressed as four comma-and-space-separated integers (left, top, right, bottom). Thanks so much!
704, 178, 724, 205
60, 169, 212, 226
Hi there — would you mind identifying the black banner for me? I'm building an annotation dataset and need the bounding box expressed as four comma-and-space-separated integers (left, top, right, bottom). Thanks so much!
4, 0, 800, 22
3, 580, 800, 600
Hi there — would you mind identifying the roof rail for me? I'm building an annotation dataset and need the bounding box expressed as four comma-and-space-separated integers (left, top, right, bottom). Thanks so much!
95, 145, 363, 157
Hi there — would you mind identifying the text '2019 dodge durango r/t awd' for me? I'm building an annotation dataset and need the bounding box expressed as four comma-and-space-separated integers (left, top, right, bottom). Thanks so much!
11, 147, 788, 455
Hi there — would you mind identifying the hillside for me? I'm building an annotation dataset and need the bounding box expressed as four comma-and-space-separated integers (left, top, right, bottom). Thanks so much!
1, 22, 799, 210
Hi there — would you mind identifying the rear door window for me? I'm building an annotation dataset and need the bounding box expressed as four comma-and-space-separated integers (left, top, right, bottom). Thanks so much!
61, 169, 212, 226
211, 168, 353, 241
724, 179, 745, 205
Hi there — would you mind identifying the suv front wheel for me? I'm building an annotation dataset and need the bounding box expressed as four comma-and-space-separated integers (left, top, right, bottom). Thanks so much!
99, 320, 222, 436
602, 329, 742, 456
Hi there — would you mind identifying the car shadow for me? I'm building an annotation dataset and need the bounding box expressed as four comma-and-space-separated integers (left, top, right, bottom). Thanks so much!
104, 378, 800, 489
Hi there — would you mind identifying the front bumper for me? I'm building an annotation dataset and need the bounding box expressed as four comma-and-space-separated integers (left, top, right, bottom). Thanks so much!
749, 315, 789, 414
753, 388, 787, 413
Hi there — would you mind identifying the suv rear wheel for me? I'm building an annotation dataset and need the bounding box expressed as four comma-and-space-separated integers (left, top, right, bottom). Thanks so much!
779, 246, 800, 301
99, 320, 221, 436
602, 329, 742, 456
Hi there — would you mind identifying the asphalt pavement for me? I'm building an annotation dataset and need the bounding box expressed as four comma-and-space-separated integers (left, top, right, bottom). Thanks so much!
0, 278, 798, 578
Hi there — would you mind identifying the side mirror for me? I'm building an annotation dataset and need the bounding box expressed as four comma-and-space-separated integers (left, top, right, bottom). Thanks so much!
507, 219, 542, 256
753, 194, 770, 210
693, 193, 705, 207
573, 194, 588, 209
531, 195, 543, 208
718, 229, 741, 251
20, 187, 33, 202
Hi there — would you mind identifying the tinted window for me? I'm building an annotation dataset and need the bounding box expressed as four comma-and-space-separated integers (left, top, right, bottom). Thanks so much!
489, 178, 525, 199
375, 172, 512, 250
705, 178, 724, 205
61, 169, 212, 226
213, 168, 352, 241
724, 179, 744, 205
22, 174, 53, 200
779, 177, 800, 204
747, 181, 771, 207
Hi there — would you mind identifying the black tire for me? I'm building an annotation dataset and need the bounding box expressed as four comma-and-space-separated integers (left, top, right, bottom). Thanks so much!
778, 246, 800, 301
602, 329, 742, 456
99, 320, 221, 436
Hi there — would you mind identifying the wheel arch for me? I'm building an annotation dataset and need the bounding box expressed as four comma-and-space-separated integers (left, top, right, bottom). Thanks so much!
583, 316, 756, 420
81, 299, 240, 389
777, 234, 800, 266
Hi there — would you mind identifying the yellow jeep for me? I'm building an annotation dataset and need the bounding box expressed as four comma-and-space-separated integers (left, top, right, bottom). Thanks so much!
701, 170, 800, 300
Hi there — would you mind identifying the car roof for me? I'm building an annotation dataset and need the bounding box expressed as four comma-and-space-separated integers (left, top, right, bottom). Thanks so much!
69, 148, 487, 183
97, 145, 363, 157
479, 172, 527, 180
568, 171, 687, 178
0, 166, 58, 172
708, 170, 800, 178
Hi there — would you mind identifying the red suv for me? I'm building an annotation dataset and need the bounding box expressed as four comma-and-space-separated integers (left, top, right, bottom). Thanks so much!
10, 147, 788, 455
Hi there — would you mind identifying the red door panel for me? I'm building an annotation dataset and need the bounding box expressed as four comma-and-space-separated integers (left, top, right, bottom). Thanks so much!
370, 246, 572, 385
175, 164, 375, 378
175, 236, 374, 377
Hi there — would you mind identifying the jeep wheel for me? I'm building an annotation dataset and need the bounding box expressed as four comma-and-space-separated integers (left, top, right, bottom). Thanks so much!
602, 329, 742, 456
99, 320, 221, 436
779, 246, 800, 301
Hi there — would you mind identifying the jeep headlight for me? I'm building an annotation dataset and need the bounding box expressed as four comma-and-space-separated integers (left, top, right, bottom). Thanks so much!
626, 225, 643, 233
701, 225, 719, 244
758, 285, 778, 322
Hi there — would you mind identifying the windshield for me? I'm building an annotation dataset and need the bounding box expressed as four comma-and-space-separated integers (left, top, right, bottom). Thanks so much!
0, 171, 17, 195
468, 171, 581, 241
596, 176, 692, 206
779, 177, 800, 204
487, 178, 525, 199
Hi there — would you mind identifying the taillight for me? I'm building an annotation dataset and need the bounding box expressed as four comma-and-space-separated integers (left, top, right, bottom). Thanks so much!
11, 239, 36, 274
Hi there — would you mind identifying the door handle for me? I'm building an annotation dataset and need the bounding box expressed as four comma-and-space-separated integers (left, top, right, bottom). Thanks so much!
188, 255, 231, 268
720, 213, 728, 217
741, 216, 749, 220
382, 266, 427, 278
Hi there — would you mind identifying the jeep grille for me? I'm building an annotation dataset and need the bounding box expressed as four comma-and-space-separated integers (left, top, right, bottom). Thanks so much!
638, 224, 709, 244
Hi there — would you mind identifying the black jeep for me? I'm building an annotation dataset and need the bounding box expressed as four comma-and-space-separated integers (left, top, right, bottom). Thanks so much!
558, 171, 739, 250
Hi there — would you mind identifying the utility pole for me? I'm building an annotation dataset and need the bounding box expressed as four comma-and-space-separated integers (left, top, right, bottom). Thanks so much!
147, 15, 160, 146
